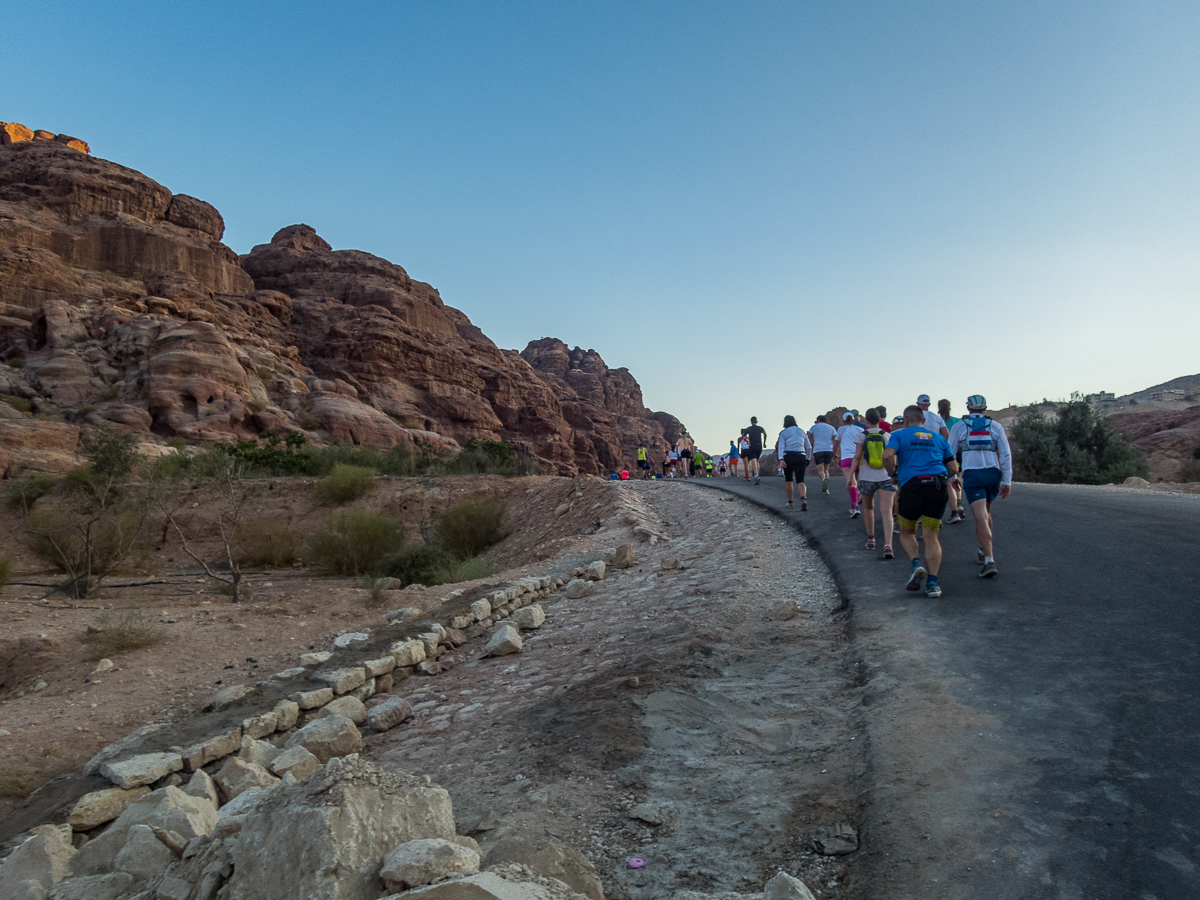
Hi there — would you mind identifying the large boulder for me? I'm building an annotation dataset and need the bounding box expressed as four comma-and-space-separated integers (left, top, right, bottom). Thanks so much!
483, 836, 604, 900
69, 786, 217, 877
0, 825, 75, 894
224, 757, 455, 900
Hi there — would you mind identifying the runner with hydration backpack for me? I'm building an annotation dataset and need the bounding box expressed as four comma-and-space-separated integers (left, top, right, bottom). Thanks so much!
947, 395, 1013, 578
636, 442, 651, 480
852, 407, 897, 556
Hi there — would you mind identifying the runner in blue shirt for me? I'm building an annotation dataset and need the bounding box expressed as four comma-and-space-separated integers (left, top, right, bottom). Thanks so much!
883, 405, 959, 599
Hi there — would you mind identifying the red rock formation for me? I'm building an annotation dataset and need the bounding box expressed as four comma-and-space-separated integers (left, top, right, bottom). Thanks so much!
0, 121, 89, 154
0, 140, 685, 475
1109, 406, 1200, 482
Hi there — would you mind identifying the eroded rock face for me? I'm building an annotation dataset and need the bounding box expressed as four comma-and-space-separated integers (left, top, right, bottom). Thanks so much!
0, 140, 686, 474
225, 757, 455, 900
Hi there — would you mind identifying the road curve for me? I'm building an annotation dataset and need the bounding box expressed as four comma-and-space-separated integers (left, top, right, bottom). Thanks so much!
693, 474, 1200, 900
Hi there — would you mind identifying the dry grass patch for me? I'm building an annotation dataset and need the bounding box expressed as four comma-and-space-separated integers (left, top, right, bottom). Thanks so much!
84, 608, 167, 660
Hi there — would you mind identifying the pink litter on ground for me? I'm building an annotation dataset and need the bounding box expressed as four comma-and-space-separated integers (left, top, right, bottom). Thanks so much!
627, 857, 647, 869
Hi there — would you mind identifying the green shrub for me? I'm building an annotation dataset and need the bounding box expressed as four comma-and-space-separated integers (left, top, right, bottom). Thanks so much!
298, 412, 320, 431
6, 356, 25, 370
1179, 457, 1200, 483
167, 435, 186, 449
81, 423, 142, 484
84, 608, 165, 659
6, 473, 57, 511
436, 497, 506, 558
308, 510, 405, 576
98, 387, 119, 402
231, 518, 304, 568
375, 544, 457, 586
314, 464, 376, 504
5, 396, 32, 413
1011, 401, 1147, 484
25, 499, 148, 597
428, 555, 495, 585
77, 405, 96, 416
356, 574, 389, 606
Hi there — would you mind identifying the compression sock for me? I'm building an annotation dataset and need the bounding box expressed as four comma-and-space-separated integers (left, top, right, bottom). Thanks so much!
849, 485, 859, 508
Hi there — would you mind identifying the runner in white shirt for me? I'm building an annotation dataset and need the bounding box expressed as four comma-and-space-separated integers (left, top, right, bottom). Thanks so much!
808, 415, 838, 495
852, 408, 898, 557
916, 394, 949, 438
777, 415, 813, 511
832, 412, 864, 518
947, 394, 1013, 579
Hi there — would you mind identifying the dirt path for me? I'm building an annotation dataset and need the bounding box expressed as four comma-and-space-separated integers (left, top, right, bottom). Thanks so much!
368, 481, 869, 899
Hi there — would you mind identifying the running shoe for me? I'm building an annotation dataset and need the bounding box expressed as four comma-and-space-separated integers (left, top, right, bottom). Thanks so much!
977, 548, 985, 564
754, 476, 760, 485
980, 560, 998, 578
949, 509, 964, 524
925, 580, 943, 598
786, 500, 793, 508
822, 478, 830, 494
882, 545, 894, 559
800, 499, 808, 512
905, 562, 926, 592
866, 537, 875, 550
850, 508, 861, 518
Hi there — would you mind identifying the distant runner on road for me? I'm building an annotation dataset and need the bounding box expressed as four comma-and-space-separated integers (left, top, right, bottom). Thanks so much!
947, 395, 1013, 579
917, 394, 950, 439
939, 398, 966, 523
884, 405, 959, 599
742, 417, 767, 485
809, 415, 837, 494
777, 415, 812, 510
833, 412, 864, 518
728, 440, 740, 477
853, 408, 897, 557
636, 441, 651, 480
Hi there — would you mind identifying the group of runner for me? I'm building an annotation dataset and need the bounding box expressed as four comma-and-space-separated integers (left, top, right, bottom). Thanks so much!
790, 394, 1013, 597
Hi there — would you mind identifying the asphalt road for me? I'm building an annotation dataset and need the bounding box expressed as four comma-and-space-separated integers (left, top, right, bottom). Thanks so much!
693, 473, 1200, 900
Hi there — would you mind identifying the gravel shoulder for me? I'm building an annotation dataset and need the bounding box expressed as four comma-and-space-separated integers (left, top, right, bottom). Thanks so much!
370, 481, 868, 899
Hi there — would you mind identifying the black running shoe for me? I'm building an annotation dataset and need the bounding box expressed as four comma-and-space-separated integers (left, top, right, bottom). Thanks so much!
906, 563, 927, 592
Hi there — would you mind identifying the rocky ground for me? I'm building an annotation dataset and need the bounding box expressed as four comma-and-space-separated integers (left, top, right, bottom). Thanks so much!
0, 475, 868, 898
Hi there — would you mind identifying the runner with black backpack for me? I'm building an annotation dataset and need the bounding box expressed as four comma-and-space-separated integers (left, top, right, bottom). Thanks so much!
852, 407, 897, 556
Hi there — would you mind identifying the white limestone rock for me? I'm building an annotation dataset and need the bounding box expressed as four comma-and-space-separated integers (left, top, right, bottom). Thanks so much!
268, 745, 320, 780
222, 758, 454, 900
511, 604, 545, 631
0, 826, 74, 894
380, 838, 480, 892
564, 579, 590, 599
112, 824, 174, 878
317, 695, 367, 726
366, 697, 413, 733
100, 752, 183, 789
284, 714, 363, 763
390, 638, 427, 667
67, 786, 150, 831
763, 871, 818, 900
485, 624, 523, 657
214, 757, 281, 802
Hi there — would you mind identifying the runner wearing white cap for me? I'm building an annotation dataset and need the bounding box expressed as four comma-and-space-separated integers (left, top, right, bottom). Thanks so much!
947, 394, 1013, 578
833, 411, 864, 518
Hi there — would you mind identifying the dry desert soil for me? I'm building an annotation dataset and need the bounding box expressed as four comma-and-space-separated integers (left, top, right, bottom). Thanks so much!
1, 474, 871, 898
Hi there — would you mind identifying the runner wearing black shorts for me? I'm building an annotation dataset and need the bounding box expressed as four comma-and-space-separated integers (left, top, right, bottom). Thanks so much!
743, 417, 767, 485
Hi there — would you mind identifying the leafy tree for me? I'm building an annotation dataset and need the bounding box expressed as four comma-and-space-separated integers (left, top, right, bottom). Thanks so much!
1011, 401, 1147, 484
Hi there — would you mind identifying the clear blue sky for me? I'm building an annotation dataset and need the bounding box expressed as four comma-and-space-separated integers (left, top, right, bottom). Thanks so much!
6, 2, 1198, 452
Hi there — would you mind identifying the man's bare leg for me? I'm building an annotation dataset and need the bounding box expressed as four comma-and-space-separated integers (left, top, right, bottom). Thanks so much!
971, 498, 993, 557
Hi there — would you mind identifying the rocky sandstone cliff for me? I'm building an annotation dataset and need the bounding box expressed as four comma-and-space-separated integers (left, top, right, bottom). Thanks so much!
0, 132, 683, 476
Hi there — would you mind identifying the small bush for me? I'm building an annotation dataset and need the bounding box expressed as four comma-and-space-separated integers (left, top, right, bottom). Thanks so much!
72, 332, 88, 343
314, 464, 376, 504
167, 435, 186, 449
6, 473, 57, 511
231, 518, 304, 568
436, 497, 506, 559
309, 510, 405, 576
25, 499, 148, 597
98, 387, 119, 402
356, 575, 389, 606
429, 555, 495, 585
78, 405, 96, 416
85, 608, 166, 659
6, 356, 25, 370
298, 412, 320, 431
375, 544, 457, 586
1179, 458, 1200, 483
5, 396, 32, 413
